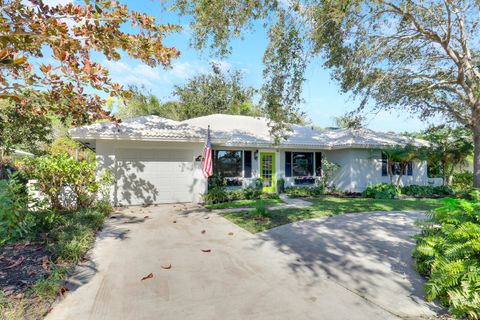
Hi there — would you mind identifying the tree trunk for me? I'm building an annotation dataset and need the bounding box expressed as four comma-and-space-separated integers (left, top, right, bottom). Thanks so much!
474, 119, 480, 187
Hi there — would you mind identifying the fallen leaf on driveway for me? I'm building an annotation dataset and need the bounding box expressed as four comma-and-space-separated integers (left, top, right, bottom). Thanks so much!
201, 249, 211, 253
172, 220, 177, 223
204, 216, 210, 219
5, 256, 25, 269
161, 264, 172, 269
144, 216, 149, 219
141, 273, 154, 280
59, 285, 69, 296
201, 230, 206, 234
228, 232, 234, 236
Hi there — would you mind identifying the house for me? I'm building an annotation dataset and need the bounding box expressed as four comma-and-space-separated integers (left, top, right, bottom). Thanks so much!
70, 114, 440, 206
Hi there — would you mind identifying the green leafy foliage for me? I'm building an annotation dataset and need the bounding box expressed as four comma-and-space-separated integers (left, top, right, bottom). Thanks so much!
203, 184, 276, 204
421, 126, 473, 185
318, 159, 340, 190
285, 186, 324, 198
254, 199, 268, 218
48, 136, 95, 163
413, 194, 480, 319
0, 173, 33, 243
23, 155, 98, 210
363, 183, 400, 199
202, 186, 227, 204
401, 185, 454, 197
453, 171, 474, 194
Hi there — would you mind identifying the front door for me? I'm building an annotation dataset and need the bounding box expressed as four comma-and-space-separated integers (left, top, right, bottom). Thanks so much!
260, 152, 276, 193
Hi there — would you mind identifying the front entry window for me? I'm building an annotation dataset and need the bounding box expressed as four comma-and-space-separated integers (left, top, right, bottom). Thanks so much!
292, 152, 314, 176
213, 150, 242, 177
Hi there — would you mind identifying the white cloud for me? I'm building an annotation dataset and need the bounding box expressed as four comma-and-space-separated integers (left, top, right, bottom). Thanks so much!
43, 0, 72, 6
104, 59, 209, 90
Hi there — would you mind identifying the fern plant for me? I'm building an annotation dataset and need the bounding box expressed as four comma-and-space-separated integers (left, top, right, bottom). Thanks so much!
413, 191, 480, 319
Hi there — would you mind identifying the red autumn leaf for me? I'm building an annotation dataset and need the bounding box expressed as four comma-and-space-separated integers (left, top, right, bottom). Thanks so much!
59, 285, 69, 296
141, 273, 153, 281
201, 249, 211, 253
161, 264, 172, 270
5, 256, 25, 269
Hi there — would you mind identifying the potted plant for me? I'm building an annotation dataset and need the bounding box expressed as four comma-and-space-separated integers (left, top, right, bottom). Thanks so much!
255, 178, 263, 191
277, 178, 285, 194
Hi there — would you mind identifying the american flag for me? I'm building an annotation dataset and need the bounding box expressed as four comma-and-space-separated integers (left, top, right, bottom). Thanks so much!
202, 126, 213, 178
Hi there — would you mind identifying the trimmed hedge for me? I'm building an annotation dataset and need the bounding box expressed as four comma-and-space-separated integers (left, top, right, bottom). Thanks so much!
401, 185, 453, 196
285, 186, 324, 198
363, 183, 400, 199
203, 186, 278, 204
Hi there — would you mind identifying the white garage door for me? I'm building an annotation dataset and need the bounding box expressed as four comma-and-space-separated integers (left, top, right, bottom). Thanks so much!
115, 148, 195, 205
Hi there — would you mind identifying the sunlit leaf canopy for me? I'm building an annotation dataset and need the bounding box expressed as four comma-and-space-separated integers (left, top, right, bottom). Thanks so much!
170, 0, 480, 135
1, 0, 181, 125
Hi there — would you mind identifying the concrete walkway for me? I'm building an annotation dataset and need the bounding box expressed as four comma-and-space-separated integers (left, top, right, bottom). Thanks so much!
46, 205, 442, 320
212, 194, 312, 214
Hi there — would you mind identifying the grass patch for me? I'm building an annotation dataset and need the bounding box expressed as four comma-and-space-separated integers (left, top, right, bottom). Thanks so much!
205, 198, 284, 210
1, 204, 111, 320
222, 195, 444, 233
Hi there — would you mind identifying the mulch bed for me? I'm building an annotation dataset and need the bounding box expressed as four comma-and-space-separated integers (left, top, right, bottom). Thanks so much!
0, 243, 51, 296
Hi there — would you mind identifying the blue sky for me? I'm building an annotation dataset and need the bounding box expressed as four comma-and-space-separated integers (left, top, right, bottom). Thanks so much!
47, 0, 439, 132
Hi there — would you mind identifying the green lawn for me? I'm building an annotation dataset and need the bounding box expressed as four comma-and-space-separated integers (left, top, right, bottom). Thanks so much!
222, 195, 445, 233
205, 198, 284, 210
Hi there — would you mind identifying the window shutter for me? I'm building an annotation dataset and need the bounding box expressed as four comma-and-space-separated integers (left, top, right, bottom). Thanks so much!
244, 151, 252, 178
285, 152, 292, 177
407, 161, 413, 176
315, 152, 322, 176
381, 152, 388, 176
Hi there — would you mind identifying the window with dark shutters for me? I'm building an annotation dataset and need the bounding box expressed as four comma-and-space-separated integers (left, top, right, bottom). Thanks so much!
407, 161, 413, 176
285, 152, 292, 177
244, 151, 252, 178
381, 152, 388, 176
315, 152, 322, 176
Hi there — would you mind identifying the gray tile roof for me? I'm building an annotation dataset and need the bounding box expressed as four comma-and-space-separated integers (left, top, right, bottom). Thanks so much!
70, 114, 430, 149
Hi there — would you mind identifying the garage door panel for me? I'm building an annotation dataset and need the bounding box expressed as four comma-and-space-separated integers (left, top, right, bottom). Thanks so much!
115, 148, 196, 205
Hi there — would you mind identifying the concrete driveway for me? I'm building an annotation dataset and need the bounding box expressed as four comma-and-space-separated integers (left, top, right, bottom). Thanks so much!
46, 205, 442, 320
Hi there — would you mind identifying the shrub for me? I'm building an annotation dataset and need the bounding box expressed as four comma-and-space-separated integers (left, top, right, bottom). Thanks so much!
413, 194, 480, 319
23, 155, 99, 210
452, 171, 473, 193
0, 174, 33, 243
363, 183, 399, 199
243, 186, 262, 199
432, 185, 454, 196
202, 186, 227, 204
401, 185, 453, 197
225, 189, 244, 201
254, 199, 268, 217
285, 186, 323, 198
261, 192, 280, 200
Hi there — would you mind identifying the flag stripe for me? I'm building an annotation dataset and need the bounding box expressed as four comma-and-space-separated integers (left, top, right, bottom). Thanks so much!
202, 126, 213, 178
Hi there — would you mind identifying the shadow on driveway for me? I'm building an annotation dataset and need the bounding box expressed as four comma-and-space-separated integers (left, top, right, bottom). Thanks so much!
256, 211, 445, 318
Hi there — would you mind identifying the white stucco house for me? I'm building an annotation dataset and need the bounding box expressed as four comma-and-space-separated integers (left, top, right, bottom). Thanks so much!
70, 114, 440, 206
